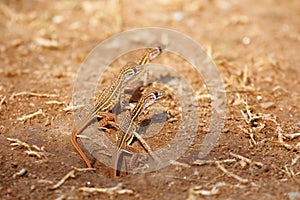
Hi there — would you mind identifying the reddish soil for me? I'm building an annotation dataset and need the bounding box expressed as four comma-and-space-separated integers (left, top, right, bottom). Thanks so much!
0, 0, 299, 199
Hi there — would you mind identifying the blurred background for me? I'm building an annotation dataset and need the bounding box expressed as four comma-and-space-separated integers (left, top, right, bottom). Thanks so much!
0, 0, 299, 199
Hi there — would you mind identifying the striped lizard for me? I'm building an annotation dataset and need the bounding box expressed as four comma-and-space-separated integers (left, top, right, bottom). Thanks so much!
71, 46, 163, 168
113, 87, 165, 176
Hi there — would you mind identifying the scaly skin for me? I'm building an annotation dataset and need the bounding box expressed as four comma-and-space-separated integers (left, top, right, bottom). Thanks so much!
71, 46, 163, 168
114, 87, 165, 176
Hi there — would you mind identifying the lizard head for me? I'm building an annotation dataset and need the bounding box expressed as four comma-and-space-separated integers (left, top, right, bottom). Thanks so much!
143, 88, 165, 109
147, 45, 165, 62
138, 45, 165, 65
121, 62, 143, 83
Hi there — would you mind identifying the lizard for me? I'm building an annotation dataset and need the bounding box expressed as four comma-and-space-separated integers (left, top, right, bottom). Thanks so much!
113, 87, 165, 176
71, 46, 163, 168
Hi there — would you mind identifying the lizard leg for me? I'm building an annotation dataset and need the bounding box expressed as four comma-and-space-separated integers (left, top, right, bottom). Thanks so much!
96, 112, 119, 130
122, 145, 140, 173
114, 146, 139, 176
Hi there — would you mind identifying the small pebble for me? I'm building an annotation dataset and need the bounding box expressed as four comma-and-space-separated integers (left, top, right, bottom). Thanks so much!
172, 12, 186, 21
257, 95, 262, 101
44, 118, 51, 126
242, 37, 251, 45
52, 15, 64, 24
30, 185, 36, 191
6, 188, 12, 194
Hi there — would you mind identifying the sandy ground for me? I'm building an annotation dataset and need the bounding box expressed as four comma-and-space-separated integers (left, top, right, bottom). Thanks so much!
0, 0, 299, 199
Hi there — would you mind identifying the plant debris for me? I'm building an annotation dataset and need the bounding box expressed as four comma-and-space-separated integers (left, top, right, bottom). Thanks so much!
79, 183, 133, 198
17, 109, 45, 122
7, 137, 47, 159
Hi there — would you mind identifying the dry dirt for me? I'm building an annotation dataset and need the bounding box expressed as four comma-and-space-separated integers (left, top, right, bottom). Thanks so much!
0, 0, 300, 199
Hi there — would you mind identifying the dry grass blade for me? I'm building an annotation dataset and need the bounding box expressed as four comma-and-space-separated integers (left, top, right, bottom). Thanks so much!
17, 109, 45, 121
7, 137, 47, 159
45, 100, 66, 105
10, 91, 58, 99
170, 160, 191, 168
7, 137, 31, 149
238, 101, 265, 145
0, 95, 6, 109
55, 194, 66, 200
277, 124, 299, 151
264, 116, 300, 151
220, 60, 255, 92
79, 183, 133, 197
63, 103, 84, 112
188, 181, 249, 200
239, 100, 299, 151
284, 133, 300, 140
35, 37, 60, 49
25, 150, 44, 159
229, 152, 263, 167
193, 159, 236, 166
188, 186, 219, 199
71, 166, 96, 172
216, 162, 248, 183
49, 170, 75, 190
12, 168, 27, 178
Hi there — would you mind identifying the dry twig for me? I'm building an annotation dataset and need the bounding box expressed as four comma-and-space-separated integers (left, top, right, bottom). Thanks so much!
284, 133, 300, 140
0, 95, 6, 109
264, 116, 300, 151
239, 100, 299, 151
12, 168, 27, 178
45, 100, 66, 105
7, 137, 31, 149
50, 170, 75, 190
63, 103, 84, 112
193, 159, 236, 166
188, 181, 248, 200
170, 160, 191, 168
10, 91, 58, 99
71, 166, 96, 172
17, 109, 45, 122
238, 101, 265, 145
35, 37, 60, 49
79, 183, 133, 198
216, 162, 248, 183
229, 152, 263, 167
50, 167, 96, 190
188, 185, 219, 199
7, 137, 47, 159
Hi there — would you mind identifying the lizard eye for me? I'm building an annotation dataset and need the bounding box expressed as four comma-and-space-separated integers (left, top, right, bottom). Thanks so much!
154, 90, 164, 99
